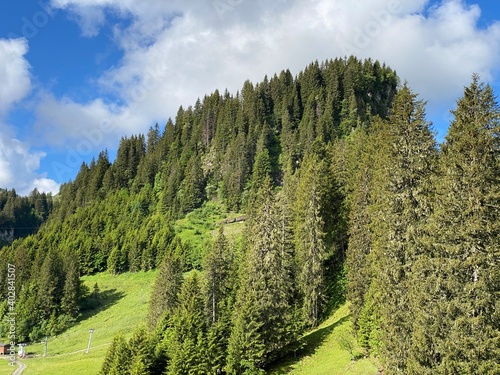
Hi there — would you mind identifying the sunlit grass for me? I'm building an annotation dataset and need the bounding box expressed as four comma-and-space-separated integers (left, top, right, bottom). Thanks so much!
0, 358, 16, 375
22, 271, 157, 375
269, 303, 380, 375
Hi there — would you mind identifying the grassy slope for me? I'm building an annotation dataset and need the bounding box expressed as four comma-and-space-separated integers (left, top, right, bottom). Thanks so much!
175, 202, 244, 254
16, 202, 244, 375
269, 303, 380, 375
22, 271, 157, 375
0, 359, 15, 375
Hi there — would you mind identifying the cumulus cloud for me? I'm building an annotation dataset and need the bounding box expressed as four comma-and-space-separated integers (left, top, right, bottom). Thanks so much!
0, 132, 60, 195
0, 38, 31, 114
38, 0, 500, 149
0, 38, 60, 195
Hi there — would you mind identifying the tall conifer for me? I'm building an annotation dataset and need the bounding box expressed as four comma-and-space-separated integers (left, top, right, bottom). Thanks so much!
372, 85, 436, 373
294, 152, 327, 327
409, 76, 500, 374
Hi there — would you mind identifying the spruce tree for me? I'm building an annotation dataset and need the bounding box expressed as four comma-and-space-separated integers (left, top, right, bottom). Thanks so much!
409, 76, 500, 374
202, 227, 236, 372
147, 254, 183, 329
60, 254, 81, 318
167, 272, 208, 375
226, 178, 297, 373
101, 334, 131, 375
294, 152, 327, 327
345, 119, 391, 354
128, 325, 153, 374
203, 227, 235, 324
344, 127, 375, 332
373, 84, 437, 373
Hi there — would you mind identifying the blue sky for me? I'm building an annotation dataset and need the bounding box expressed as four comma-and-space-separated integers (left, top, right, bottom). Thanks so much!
0, 0, 499, 195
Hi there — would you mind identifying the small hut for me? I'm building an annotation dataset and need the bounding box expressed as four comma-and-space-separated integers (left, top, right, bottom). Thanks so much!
0, 343, 11, 355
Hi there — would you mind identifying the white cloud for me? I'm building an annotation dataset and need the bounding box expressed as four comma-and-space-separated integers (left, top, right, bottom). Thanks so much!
0, 133, 60, 195
34, 93, 124, 146
0, 38, 60, 195
38, 0, 500, 149
0, 38, 31, 114
66, 5, 106, 37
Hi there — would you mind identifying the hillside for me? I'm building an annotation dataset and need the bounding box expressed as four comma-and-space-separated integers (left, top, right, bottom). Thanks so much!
4, 272, 370, 375
1, 58, 499, 374
20, 271, 157, 375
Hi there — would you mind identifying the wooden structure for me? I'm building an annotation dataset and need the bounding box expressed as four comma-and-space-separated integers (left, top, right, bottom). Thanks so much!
0, 343, 11, 355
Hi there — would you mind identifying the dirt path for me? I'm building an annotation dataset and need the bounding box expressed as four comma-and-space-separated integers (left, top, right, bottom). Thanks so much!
11, 360, 26, 375
6, 342, 110, 374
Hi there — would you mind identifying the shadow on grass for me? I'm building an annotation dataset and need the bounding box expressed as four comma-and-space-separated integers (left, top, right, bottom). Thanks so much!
78, 288, 126, 321
269, 314, 351, 374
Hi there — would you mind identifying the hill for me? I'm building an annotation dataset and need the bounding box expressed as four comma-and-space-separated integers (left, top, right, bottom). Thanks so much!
20, 271, 157, 375
1, 58, 498, 374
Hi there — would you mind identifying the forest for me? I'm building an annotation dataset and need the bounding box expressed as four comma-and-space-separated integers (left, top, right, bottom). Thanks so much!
0, 56, 498, 374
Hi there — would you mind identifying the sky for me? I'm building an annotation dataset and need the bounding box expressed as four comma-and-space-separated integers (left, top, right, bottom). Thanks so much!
0, 0, 499, 196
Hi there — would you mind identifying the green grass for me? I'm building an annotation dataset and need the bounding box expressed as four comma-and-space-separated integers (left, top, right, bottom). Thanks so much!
269, 303, 380, 375
0, 358, 16, 375
174, 201, 246, 268
21, 270, 157, 375
175, 201, 244, 244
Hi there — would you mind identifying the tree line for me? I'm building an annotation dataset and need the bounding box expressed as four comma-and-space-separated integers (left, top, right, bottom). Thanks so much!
0, 188, 53, 245
343, 76, 499, 374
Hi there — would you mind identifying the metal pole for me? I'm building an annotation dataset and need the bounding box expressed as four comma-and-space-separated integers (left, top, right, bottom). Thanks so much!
44, 337, 48, 357
86, 329, 95, 354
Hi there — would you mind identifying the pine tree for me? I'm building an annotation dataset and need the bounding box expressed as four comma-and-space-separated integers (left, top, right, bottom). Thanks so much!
147, 254, 183, 329
294, 152, 327, 327
167, 272, 208, 375
373, 84, 437, 373
226, 178, 297, 373
409, 76, 500, 374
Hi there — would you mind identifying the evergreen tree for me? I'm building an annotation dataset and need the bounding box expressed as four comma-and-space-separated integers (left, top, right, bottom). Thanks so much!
180, 152, 205, 213
203, 227, 235, 324
167, 272, 208, 375
61, 254, 81, 317
107, 334, 131, 375
36, 250, 64, 322
342, 119, 391, 354
100, 334, 121, 375
294, 152, 327, 327
344, 127, 375, 332
373, 84, 437, 373
128, 325, 153, 375
201, 227, 236, 373
148, 254, 183, 329
226, 178, 297, 373
409, 76, 500, 374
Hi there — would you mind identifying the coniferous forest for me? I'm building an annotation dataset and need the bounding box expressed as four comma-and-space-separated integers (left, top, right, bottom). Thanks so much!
0, 56, 499, 374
